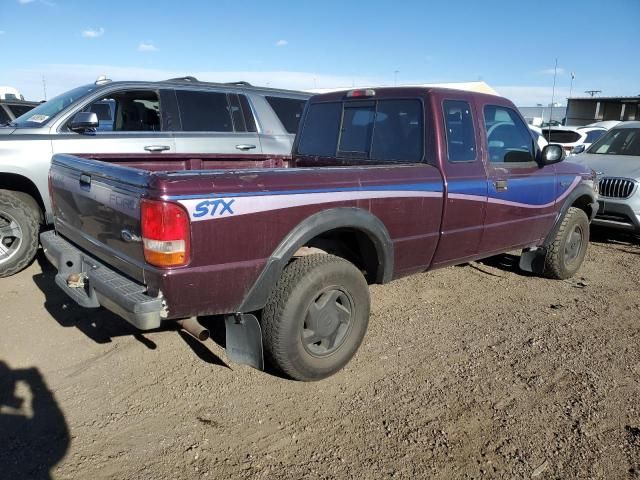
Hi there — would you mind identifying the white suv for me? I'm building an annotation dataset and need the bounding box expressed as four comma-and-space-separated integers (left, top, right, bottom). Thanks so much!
0, 77, 310, 276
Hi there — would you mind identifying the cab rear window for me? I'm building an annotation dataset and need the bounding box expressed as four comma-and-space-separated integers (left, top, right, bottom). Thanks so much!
298, 99, 423, 162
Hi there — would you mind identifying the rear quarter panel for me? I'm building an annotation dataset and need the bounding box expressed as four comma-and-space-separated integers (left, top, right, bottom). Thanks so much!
149, 164, 444, 318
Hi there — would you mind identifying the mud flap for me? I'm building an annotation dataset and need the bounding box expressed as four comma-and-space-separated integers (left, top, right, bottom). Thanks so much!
225, 314, 264, 371
519, 247, 546, 274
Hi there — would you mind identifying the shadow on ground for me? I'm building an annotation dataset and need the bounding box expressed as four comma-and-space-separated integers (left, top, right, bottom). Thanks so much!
32, 250, 228, 367
590, 226, 640, 253
0, 361, 69, 480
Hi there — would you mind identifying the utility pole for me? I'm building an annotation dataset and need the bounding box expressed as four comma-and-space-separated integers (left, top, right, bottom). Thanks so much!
549, 58, 558, 129
585, 90, 601, 97
42, 75, 47, 100
394, 70, 399, 86
569, 72, 575, 100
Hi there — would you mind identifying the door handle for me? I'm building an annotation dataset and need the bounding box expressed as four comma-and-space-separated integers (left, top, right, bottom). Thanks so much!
79, 173, 91, 187
235, 144, 257, 151
494, 180, 508, 192
144, 145, 170, 152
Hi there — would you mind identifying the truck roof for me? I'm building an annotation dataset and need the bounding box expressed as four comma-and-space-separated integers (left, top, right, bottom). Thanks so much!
308, 86, 509, 103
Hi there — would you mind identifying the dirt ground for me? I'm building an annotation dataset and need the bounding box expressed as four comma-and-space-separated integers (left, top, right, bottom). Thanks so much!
1, 228, 639, 480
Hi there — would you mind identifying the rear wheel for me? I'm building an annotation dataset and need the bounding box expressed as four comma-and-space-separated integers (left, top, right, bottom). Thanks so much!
544, 207, 589, 280
261, 254, 370, 381
0, 190, 40, 278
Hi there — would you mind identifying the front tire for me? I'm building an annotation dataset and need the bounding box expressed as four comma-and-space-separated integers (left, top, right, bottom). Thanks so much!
261, 254, 370, 381
544, 207, 589, 280
0, 190, 40, 278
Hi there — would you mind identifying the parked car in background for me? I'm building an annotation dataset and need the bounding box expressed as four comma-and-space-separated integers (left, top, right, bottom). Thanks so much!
42, 86, 597, 380
586, 120, 621, 130
570, 126, 609, 154
541, 126, 607, 155
529, 125, 549, 150
0, 76, 311, 277
571, 121, 640, 232
0, 100, 39, 124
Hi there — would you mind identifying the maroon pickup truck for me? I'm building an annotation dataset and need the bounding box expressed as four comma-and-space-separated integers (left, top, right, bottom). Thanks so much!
41, 87, 598, 381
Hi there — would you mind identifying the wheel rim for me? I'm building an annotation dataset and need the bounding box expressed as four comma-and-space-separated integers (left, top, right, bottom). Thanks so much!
302, 287, 354, 357
564, 224, 584, 263
0, 210, 23, 265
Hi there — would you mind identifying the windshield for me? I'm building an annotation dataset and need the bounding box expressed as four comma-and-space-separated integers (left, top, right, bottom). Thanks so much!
588, 127, 640, 156
10, 84, 98, 127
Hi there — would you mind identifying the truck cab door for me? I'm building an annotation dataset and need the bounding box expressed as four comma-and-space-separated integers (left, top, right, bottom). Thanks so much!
431, 98, 488, 268
479, 104, 557, 254
51, 88, 176, 158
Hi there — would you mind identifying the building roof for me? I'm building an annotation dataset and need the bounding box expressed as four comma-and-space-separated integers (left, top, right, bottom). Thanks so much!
568, 96, 640, 102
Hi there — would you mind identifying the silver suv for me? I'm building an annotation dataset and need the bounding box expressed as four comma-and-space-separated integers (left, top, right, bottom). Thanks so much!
572, 121, 640, 232
0, 76, 310, 276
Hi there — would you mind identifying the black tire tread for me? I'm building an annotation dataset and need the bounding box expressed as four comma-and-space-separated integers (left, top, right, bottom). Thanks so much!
261, 254, 362, 379
544, 206, 589, 280
0, 190, 40, 278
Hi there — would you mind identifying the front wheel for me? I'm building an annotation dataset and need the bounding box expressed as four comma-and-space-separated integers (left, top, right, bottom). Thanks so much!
544, 207, 590, 280
0, 190, 40, 278
261, 254, 371, 381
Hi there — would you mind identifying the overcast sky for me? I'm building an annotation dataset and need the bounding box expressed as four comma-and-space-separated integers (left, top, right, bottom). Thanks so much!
1, 0, 638, 105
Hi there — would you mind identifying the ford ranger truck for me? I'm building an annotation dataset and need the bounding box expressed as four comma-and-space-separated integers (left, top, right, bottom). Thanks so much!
41, 87, 598, 381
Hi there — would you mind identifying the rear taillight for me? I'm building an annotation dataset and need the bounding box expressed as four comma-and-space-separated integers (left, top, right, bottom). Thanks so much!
141, 199, 190, 267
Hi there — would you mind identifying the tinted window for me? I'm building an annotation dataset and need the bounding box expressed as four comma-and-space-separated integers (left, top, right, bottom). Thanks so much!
228, 94, 247, 132
370, 100, 423, 162
585, 129, 605, 144
298, 102, 341, 157
0, 106, 10, 123
6, 104, 35, 118
239, 95, 257, 132
299, 99, 423, 162
265, 96, 306, 134
484, 105, 535, 164
590, 128, 640, 156
176, 90, 232, 132
443, 100, 476, 162
339, 103, 375, 155
541, 129, 581, 143
81, 90, 160, 132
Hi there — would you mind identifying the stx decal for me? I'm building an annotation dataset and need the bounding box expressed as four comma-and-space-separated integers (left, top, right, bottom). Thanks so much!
193, 199, 235, 218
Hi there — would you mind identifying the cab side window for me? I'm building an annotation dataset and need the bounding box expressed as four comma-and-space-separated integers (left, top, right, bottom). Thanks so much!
443, 100, 476, 162
0, 106, 10, 124
81, 90, 161, 132
484, 105, 535, 164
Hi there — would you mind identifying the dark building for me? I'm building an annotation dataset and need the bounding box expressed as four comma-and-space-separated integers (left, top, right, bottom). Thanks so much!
565, 96, 640, 126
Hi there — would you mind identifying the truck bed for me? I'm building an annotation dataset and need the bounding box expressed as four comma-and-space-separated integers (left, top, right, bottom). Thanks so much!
48, 152, 444, 319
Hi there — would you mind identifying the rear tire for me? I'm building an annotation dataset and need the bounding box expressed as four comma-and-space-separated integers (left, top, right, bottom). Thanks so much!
261, 254, 370, 381
0, 190, 40, 278
544, 207, 589, 280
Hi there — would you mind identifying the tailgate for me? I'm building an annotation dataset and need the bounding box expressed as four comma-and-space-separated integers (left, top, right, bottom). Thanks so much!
50, 154, 150, 282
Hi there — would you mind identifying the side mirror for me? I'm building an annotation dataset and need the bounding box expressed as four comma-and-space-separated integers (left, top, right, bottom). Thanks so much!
539, 144, 565, 166
69, 111, 99, 133
571, 144, 586, 155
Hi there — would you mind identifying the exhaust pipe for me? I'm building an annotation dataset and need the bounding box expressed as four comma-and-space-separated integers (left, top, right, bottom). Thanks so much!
177, 317, 210, 342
